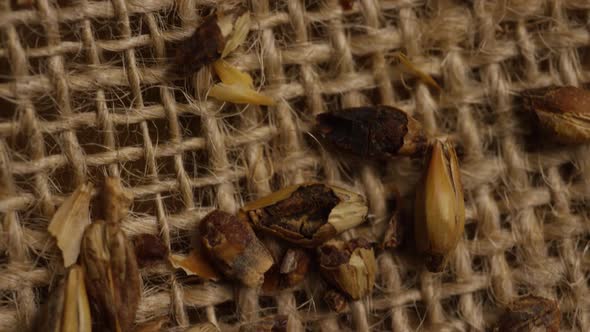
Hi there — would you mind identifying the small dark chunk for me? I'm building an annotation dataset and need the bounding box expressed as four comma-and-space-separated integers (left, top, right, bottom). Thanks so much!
132, 234, 168, 268
173, 15, 225, 75
201, 211, 250, 249
318, 243, 351, 267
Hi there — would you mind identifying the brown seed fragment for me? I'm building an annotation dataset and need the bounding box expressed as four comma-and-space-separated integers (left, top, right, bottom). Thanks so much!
173, 15, 225, 75
101, 176, 133, 224
32, 265, 92, 332
239, 315, 289, 332
80, 220, 140, 332
528, 86, 590, 144
317, 238, 376, 300
263, 248, 310, 292
132, 234, 168, 268
495, 295, 560, 332
324, 290, 348, 313
199, 210, 273, 287
315, 106, 428, 159
239, 183, 368, 247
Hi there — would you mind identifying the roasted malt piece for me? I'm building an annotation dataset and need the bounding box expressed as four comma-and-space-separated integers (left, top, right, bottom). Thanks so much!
80, 220, 140, 332
239, 315, 289, 332
132, 234, 168, 268
263, 248, 310, 292
528, 86, 590, 144
199, 210, 273, 287
324, 289, 348, 313
495, 295, 560, 332
239, 183, 368, 247
317, 238, 376, 300
174, 15, 225, 75
414, 139, 465, 272
32, 265, 91, 332
315, 106, 428, 159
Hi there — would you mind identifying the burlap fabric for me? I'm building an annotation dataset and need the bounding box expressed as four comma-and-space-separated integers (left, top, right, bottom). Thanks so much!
1, 0, 589, 331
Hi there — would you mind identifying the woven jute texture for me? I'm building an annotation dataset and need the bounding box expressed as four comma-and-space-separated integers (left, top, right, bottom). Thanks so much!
1, 0, 590, 331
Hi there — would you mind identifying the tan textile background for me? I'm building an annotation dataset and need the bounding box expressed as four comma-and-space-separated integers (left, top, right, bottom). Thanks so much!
1, 0, 590, 331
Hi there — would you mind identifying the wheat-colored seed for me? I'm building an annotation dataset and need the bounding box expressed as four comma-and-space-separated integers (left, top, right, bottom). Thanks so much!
209, 83, 275, 106
210, 59, 275, 106
48, 183, 93, 267
414, 139, 465, 272
32, 265, 91, 332
213, 60, 254, 88
221, 12, 251, 58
